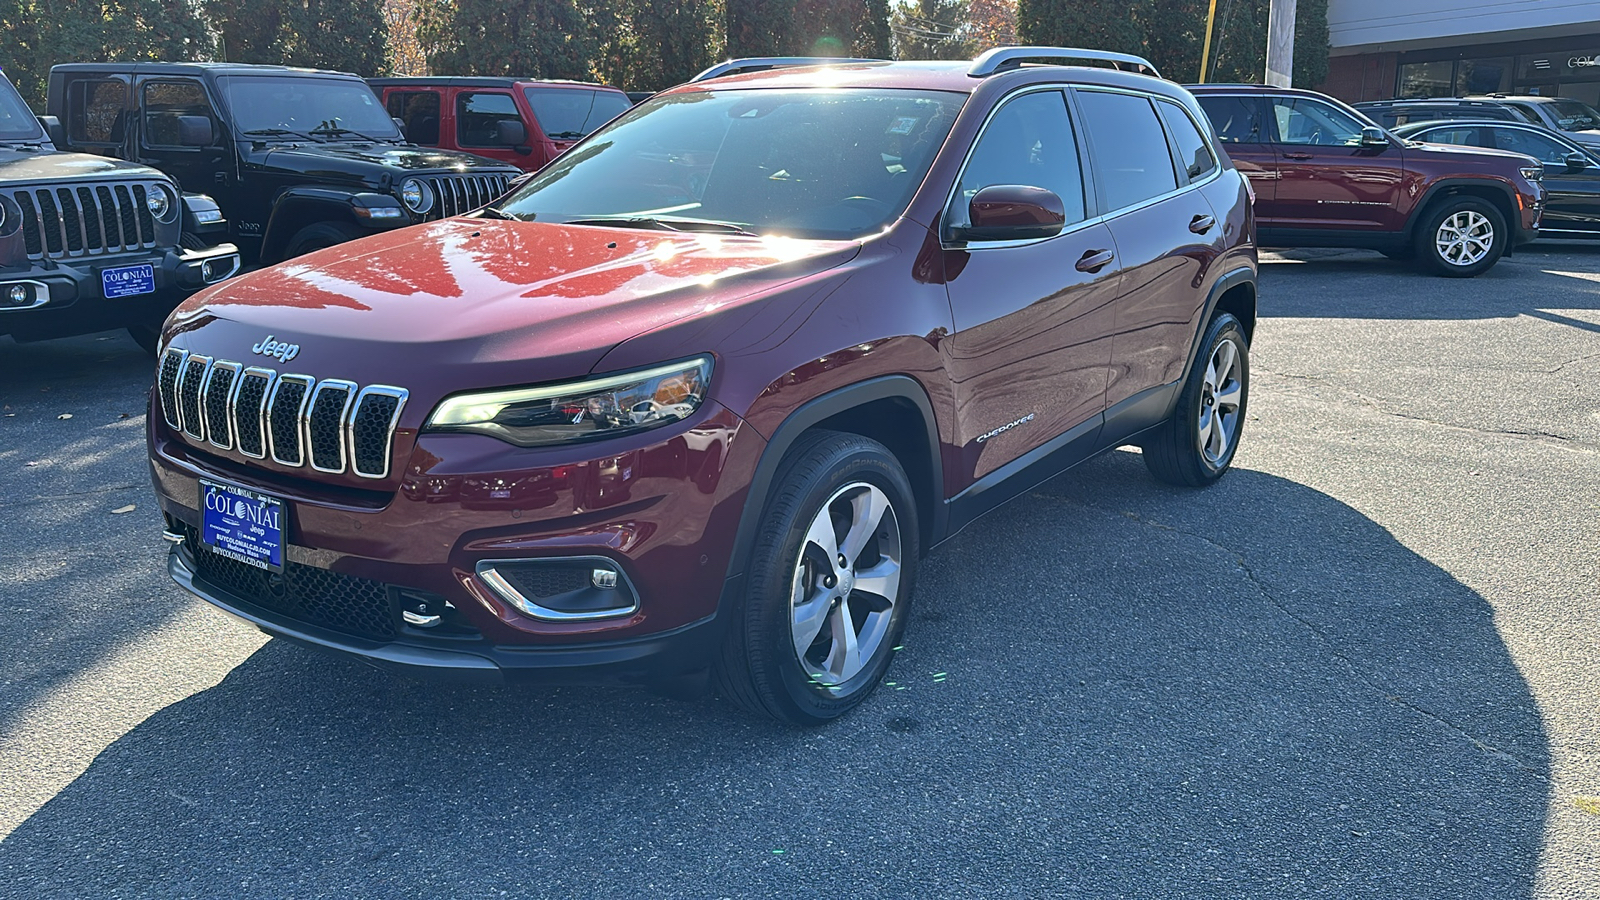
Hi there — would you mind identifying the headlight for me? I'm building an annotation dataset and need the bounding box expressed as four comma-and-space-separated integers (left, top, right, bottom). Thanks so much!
400, 178, 432, 214
147, 185, 176, 222
425, 357, 712, 447
1520, 165, 1544, 182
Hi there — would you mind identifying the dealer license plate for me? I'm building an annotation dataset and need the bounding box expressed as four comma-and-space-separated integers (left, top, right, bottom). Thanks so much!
102, 264, 155, 298
200, 480, 285, 571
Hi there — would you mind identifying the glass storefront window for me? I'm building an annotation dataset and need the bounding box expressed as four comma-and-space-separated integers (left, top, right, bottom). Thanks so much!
1399, 60, 1454, 98
1456, 58, 1512, 95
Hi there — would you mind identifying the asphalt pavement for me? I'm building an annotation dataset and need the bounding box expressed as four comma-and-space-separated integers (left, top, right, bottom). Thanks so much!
0, 243, 1596, 898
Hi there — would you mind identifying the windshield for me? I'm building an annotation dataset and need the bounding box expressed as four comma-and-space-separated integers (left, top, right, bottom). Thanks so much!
498, 88, 965, 241
1546, 98, 1600, 132
0, 73, 43, 142
216, 75, 401, 140
524, 87, 632, 140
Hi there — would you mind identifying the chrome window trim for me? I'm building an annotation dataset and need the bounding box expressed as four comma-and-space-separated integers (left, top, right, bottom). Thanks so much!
202, 359, 241, 451
347, 385, 409, 480
475, 557, 641, 622
305, 379, 358, 474
230, 366, 276, 460
158, 347, 188, 430
178, 354, 213, 442
942, 83, 1221, 252
266, 373, 315, 467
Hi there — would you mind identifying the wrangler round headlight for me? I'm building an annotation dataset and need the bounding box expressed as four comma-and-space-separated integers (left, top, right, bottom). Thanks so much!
147, 185, 176, 223
400, 178, 432, 214
425, 357, 713, 447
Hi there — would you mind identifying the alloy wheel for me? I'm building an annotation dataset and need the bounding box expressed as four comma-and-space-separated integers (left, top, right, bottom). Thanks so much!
1197, 337, 1244, 466
788, 482, 903, 687
1434, 210, 1494, 267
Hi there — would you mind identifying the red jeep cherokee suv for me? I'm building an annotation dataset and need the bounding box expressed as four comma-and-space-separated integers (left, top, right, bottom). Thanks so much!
149, 48, 1258, 724
1190, 85, 1544, 276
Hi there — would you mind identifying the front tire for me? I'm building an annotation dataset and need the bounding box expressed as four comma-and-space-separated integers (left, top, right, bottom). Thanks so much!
1142, 312, 1249, 487
715, 431, 918, 725
284, 221, 363, 259
1414, 196, 1505, 277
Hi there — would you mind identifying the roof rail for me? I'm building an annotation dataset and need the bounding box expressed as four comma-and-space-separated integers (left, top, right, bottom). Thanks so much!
968, 46, 1161, 79
691, 57, 882, 83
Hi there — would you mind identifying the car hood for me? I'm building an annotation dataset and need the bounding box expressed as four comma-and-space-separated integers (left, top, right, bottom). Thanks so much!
254, 143, 519, 178
0, 147, 164, 183
165, 218, 860, 403
1404, 141, 1541, 167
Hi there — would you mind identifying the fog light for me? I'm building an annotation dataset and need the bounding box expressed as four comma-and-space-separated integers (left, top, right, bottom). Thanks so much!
592, 568, 618, 589
8, 284, 29, 305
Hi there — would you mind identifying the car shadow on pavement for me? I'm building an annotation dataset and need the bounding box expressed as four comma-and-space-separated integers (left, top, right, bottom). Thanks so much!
0, 450, 1549, 898
1261, 244, 1600, 328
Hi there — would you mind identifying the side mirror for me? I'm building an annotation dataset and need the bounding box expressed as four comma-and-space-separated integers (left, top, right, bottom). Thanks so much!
177, 115, 213, 146
1566, 151, 1591, 171
36, 115, 64, 147
392, 117, 408, 140
1360, 126, 1389, 148
950, 185, 1066, 242
495, 119, 528, 147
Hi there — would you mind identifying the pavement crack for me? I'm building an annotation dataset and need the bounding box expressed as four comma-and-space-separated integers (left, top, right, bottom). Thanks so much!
1054, 495, 1553, 780
0, 484, 144, 510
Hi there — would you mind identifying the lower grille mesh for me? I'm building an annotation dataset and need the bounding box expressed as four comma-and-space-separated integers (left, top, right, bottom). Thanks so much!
178, 521, 399, 640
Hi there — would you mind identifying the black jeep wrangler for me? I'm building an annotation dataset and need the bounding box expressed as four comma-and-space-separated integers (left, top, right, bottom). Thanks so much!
0, 69, 239, 352
47, 63, 520, 264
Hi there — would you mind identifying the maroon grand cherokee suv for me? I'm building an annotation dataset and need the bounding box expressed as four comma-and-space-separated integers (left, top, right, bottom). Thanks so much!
148, 48, 1258, 724
1190, 85, 1545, 277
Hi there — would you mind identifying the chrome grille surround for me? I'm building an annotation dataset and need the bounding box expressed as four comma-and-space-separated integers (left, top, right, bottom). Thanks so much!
423, 173, 511, 218
267, 374, 314, 468
10, 180, 166, 260
158, 353, 408, 481
306, 379, 358, 474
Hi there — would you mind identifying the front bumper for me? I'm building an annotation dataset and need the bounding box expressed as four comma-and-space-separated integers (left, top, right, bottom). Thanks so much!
0, 243, 241, 336
168, 537, 723, 683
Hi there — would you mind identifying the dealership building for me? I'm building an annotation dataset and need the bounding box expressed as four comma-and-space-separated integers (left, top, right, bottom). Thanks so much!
1316, 0, 1600, 105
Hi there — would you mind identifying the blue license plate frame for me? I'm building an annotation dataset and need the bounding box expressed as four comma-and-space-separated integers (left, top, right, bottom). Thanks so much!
101, 263, 156, 299
200, 480, 285, 572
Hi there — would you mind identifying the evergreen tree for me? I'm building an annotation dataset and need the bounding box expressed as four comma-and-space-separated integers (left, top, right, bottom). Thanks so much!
726, 0, 796, 57
0, 0, 213, 108
210, 0, 389, 74
418, 0, 596, 78
891, 0, 972, 60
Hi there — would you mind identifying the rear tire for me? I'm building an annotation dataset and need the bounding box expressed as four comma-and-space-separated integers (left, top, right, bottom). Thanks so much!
715, 430, 918, 725
1413, 196, 1505, 277
284, 221, 363, 259
1142, 312, 1249, 487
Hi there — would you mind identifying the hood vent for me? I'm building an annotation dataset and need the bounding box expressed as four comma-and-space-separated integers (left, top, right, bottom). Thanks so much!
159, 348, 408, 480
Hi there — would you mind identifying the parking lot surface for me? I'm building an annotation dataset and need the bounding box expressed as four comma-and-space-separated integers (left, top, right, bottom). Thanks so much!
1, 245, 1596, 898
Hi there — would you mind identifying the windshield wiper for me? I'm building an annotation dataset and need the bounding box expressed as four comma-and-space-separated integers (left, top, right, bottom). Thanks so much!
311, 125, 392, 142
242, 127, 319, 141
475, 206, 521, 220
546, 131, 586, 140
563, 216, 759, 237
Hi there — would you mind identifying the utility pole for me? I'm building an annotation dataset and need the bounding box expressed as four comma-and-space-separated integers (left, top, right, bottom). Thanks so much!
1265, 0, 1296, 87
1198, 0, 1219, 83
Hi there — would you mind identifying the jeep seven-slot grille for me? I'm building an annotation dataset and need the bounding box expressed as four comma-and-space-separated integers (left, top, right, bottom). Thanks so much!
11, 181, 163, 260
424, 174, 511, 218
158, 348, 408, 479
174, 520, 400, 641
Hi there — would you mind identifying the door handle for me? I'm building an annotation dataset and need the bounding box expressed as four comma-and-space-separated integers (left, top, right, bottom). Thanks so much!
1282, 151, 1313, 160
1075, 249, 1115, 273
1189, 214, 1216, 234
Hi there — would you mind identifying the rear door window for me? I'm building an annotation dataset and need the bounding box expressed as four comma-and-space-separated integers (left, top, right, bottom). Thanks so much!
1488, 127, 1577, 165
387, 90, 440, 145
524, 88, 631, 140
456, 91, 520, 148
70, 80, 127, 146
1076, 89, 1178, 211
1197, 95, 1267, 144
1157, 100, 1216, 182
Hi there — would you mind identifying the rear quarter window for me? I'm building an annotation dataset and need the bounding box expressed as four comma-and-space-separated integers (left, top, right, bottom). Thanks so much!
1157, 101, 1216, 181
1076, 89, 1178, 211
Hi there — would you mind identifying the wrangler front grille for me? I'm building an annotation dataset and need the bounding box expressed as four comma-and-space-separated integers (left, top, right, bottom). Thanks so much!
424, 174, 512, 219
159, 348, 408, 479
10, 181, 163, 260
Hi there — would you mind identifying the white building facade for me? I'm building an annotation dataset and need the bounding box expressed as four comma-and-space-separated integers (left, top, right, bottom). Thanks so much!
1317, 0, 1600, 105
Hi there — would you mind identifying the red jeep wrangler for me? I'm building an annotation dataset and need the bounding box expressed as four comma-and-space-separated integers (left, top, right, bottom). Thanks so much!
370, 77, 631, 172
1190, 85, 1545, 276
